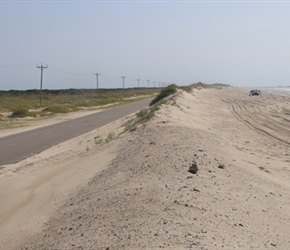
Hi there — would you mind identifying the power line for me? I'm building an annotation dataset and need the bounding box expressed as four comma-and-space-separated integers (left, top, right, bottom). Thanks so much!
0, 64, 34, 68
47, 64, 90, 75
1, 62, 172, 89
46, 68, 79, 80
101, 73, 119, 80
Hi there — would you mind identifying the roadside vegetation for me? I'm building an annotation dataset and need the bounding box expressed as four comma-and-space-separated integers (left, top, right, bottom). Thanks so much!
0, 88, 159, 129
123, 100, 167, 132
9, 107, 31, 118
0, 88, 159, 114
93, 132, 115, 146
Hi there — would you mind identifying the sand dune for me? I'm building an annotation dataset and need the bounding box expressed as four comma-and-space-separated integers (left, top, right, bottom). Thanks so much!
1, 87, 290, 249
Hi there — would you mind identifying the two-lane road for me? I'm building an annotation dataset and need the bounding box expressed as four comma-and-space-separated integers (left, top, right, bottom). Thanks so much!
0, 98, 152, 166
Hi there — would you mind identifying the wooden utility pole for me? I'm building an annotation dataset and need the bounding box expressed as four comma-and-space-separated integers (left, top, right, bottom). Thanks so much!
121, 76, 126, 89
37, 63, 48, 106
137, 78, 140, 88
94, 72, 101, 90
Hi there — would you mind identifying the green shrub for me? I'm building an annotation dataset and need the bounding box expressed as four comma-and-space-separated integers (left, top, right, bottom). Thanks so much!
124, 123, 137, 132
123, 99, 168, 132
42, 106, 69, 114
94, 135, 104, 145
10, 107, 29, 118
136, 102, 163, 122
149, 84, 177, 106
105, 132, 115, 143
136, 108, 154, 121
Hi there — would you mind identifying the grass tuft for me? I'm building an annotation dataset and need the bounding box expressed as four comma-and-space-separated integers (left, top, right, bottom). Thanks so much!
94, 135, 104, 145
41, 106, 70, 115
9, 107, 30, 118
105, 132, 115, 143
123, 99, 167, 132
149, 84, 177, 106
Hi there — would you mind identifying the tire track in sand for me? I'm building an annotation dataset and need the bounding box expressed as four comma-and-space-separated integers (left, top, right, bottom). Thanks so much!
221, 94, 290, 146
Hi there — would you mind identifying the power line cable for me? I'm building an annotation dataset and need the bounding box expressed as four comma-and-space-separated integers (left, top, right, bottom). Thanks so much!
0, 64, 35, 68
46, 68, 83, 80
47, 64, 91, 75
101, 73, 120, 80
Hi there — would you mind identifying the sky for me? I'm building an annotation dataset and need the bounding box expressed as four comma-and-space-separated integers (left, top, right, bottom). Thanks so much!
1, 0, 290, 90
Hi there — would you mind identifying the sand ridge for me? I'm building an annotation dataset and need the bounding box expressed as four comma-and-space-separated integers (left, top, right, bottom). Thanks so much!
1, 88, 290, 249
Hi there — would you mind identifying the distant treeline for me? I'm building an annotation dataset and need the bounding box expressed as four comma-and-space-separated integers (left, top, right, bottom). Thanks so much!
0, 88, 159, 96
0, 83, 230, 96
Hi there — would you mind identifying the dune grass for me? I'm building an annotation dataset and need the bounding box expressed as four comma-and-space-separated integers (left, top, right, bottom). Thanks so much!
149, 84, 177, 106
124, 99, 167, 132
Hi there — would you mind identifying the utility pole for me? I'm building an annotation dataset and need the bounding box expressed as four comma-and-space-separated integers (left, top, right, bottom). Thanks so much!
121, 76, 126, 89
137, 78, 140, 88
147, 80, 150, 88
94, 72, 101, 90
37, 63, 48, 106
153, 81, 156, 88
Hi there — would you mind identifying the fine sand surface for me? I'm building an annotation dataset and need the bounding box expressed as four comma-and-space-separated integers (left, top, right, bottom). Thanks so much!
0, 88, 290, 249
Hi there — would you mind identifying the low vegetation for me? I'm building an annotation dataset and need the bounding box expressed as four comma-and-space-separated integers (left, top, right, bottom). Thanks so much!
0, 88, 159, 130
124, 99, 167, 132
9, 107, 30, 118
94, 132, 115, 146
94, 135, 104, 145
105, 132, 115, 143
149, 84, 177, 106
0, 88, 159, 115
41, 106, 72, 115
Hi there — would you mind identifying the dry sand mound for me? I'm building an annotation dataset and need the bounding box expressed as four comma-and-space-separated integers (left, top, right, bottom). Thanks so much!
1, 88, 290, 249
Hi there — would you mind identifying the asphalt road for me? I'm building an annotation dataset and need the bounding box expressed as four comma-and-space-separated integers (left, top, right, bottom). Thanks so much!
0, 98, 152, 166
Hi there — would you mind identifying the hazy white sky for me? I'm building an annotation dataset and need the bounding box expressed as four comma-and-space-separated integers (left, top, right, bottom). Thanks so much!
1, 1, 290, 90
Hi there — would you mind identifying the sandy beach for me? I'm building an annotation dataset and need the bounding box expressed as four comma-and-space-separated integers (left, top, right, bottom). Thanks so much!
0, 87, 290, 249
